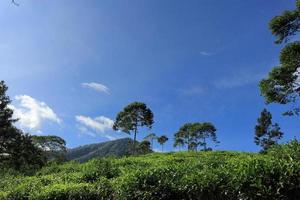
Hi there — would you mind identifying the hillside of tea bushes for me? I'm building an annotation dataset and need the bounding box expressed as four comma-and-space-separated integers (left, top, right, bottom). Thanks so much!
1, 140, 300, 200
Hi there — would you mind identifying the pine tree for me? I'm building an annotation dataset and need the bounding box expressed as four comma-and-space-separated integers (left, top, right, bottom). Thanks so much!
255, 109, 283, 151
0, 81, 18, 164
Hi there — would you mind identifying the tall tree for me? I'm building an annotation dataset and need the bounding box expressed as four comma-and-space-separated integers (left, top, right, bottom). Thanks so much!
260, 0, 300, 116
173, 137, 184, 151
174, 122, 218, 151
137, 140, 152, 155
255, 109, 284, 151
194, 122, 218, 151
32, 135, 67, 162
9, 132, 46, 171
157, 135, 168, 152
144, 133, 157, 150
174, 123, 195, 151
113, 102, 154, 154
0, 81, 46, 171
0, 81, 18, 165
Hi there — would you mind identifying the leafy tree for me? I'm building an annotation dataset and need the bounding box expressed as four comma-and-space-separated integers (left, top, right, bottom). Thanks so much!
137, 140, 152, 155
173, 137, 184, 151
113, 102, 154, 154
174, 122, 218, 151
9, 132, 46, 171
157, 135, 168, 152
269, 0, 300, 44
32, 135, 67, 162
260, 0, 300, 115
194, 122, 218, 151
143, 133, 157, 150
255, 109, 284, 151
174, 123, 195, 151
0, 81, 46, 171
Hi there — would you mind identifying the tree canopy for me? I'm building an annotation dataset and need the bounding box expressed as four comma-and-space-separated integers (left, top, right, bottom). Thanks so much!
255, 109, 283, 151
174, 122, 218, 151
260, 0, 300, 115
0, 81, 46, 171
157, 135, 168, 152
32, 135, 67, 162
113, 102, 154, 154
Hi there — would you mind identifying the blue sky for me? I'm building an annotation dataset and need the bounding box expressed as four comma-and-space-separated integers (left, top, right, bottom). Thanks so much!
0, 0, 299, 152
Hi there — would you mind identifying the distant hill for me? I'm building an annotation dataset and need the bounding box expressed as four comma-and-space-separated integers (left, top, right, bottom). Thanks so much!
65, 138, 134, 162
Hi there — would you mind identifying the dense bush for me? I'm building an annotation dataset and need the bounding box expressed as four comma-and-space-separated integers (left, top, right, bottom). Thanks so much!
1, 140, 300, 200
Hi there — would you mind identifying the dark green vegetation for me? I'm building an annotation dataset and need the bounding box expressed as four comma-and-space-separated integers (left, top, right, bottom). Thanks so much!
0, 81, 46, 171
174, 122, 218, 151
113, 102, 154, 154
255, 109, 283, 151
1, 140, 300, 200
260, 0, 300, 116
66, 138, 151, 162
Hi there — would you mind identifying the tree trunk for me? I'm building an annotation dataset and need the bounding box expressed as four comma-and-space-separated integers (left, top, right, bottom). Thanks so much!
151, 138, 153, 150
133, 128, 137, 155
203, 137, 207, 151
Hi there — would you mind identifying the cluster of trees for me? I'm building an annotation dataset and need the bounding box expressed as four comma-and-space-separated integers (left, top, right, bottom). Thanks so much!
113, 101, 219, 154
174, 122, 218, 151
0, 81, 67, 171
144, 133, 169, 152
254, 0, 300, 151
260, 0, 300, 116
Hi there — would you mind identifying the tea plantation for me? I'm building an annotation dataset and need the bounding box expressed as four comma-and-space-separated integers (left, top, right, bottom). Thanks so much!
1, 141, 300, 200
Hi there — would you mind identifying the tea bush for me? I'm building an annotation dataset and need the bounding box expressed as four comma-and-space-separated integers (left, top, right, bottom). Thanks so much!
1, 140, 300, 200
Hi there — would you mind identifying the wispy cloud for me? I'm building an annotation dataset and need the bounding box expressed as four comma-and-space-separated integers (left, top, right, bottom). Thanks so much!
75, 115, 117, 140
213, 72, 264, 89
179, 86, 205, 96
81, 82, 110, 94
9, 95, 61, 131
200, 51, 214, 56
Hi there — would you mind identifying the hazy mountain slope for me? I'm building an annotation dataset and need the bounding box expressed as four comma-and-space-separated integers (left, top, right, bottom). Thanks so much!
65, 138, 133, 162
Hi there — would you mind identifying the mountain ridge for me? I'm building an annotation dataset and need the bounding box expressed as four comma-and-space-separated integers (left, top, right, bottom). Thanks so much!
65, 137, 134, 162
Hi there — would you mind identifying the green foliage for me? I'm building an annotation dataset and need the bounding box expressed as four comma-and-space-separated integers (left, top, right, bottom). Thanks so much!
260, 0, 300, 115
267, 139, 300, 161
0, 81, 46, 171
269, 0, 300, 44
31, 135, 67, 162
144, 133, 157, 149
137, 140, 152, 155
113, 102, 154, 154
174, 122, 218, 151
157, 135, 168, 152
2, 142, 300, 200
254, 109, 283, 151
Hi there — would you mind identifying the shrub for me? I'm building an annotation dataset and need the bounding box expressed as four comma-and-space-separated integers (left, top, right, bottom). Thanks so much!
80, 159, 119, 182
33, 182, 112, 200
1, 146, 300, 200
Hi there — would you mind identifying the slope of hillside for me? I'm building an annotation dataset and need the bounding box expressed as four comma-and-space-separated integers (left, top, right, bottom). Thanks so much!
65, 138, 133, 162
1, 141, 300, 200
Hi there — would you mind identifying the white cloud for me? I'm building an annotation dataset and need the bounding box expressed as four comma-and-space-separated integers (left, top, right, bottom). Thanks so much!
81, 82, 110, 94
9, 95, 61, 131
75, 115, 116, 140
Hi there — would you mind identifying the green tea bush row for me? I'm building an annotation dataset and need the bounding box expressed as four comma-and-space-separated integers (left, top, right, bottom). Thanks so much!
1, 140, 300, 200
